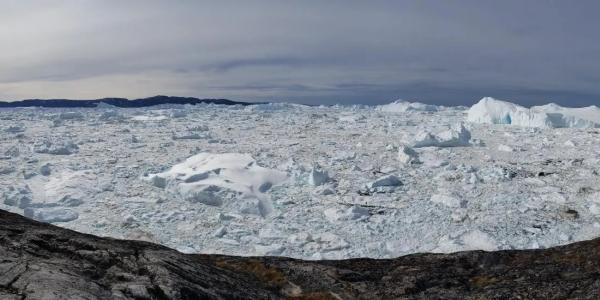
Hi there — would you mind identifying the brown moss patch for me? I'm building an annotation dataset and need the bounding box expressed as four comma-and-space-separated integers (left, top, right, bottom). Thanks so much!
215, 259, 287, 288
470, 275, 500, 288
290, 291, 342, 300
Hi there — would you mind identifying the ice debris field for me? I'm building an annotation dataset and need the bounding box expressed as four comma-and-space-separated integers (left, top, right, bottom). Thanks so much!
1, 97, 600, 259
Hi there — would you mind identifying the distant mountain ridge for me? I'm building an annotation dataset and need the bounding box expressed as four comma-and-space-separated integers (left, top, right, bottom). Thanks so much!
0, 95, 255, 108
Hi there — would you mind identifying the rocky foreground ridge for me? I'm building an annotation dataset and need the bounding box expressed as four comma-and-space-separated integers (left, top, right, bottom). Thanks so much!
1, 209, 600, 299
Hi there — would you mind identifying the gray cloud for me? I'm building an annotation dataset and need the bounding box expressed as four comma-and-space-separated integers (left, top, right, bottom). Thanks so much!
1, 0, 599, 106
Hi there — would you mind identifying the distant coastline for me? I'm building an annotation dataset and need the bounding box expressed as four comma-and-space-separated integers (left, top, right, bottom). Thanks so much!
0, 95, 258, 108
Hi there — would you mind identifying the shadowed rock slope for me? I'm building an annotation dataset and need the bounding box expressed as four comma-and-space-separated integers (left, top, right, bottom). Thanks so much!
1, 209, 600, 299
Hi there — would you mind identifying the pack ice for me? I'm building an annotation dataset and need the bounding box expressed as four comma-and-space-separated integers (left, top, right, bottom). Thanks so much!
1, 100, 599, 260
468, 97, 600, 128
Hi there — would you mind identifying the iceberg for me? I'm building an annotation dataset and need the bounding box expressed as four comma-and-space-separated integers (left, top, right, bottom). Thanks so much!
376, 99, 441, 113
467, 97, 600, 128
144, 153, 288, 217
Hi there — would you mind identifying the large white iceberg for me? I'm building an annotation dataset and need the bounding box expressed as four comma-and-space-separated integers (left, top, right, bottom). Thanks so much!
532, 103, 600, 128
376, 99, 441, 113
467, 97, 600, 128
409, 123, 472, 148
145, 153, 288, 217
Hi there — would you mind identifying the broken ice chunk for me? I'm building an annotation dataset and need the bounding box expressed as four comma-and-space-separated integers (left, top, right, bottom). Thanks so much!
314, 184, 336, 195
358, 174, 403, 195
323, 206, 370, 222
4, 125, 25, 133
39, 163, 51, 176
369, 174, 402, 188
2, 185, 32, 209
307, 167, 330, 186
461, 230, 498, 251
430, 193, 464, 208
497, 144, 514, 152
397, 145, 419, 165
33, 139, 79, 155
411, 123, 471, 148
254, 244, 285, 256
24, 207, 79, 223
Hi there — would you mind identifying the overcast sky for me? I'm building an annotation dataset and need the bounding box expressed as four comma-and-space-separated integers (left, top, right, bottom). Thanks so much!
1, 0, 599, 106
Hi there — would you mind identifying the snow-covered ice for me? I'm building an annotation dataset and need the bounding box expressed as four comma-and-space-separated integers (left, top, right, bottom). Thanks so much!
468, 97, 600, 128
144, 152, 287, 216
397, 145, 419, 165
1, 98, 600, 259
376, 99, 440, 113
409, 123, 471, 148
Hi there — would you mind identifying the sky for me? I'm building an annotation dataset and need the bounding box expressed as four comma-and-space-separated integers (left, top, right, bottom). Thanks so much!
1, 0, 600, 106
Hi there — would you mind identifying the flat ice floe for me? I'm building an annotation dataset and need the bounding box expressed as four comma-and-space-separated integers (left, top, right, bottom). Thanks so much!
1, 99, 600, 259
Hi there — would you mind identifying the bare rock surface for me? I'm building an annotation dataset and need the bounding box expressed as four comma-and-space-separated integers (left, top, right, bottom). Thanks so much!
2, 209, 600, 299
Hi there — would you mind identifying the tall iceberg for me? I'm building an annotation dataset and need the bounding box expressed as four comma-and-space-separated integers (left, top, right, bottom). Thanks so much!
467, 97, 600, 128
